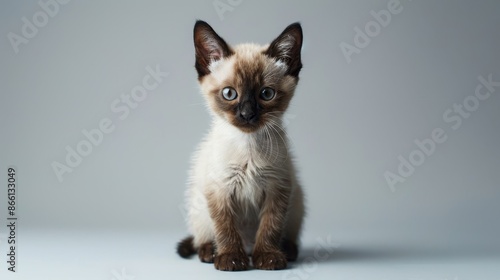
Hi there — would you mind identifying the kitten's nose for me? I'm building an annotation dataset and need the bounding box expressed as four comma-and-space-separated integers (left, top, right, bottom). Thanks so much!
239, 103, 256, 122
240, 109, 255, 121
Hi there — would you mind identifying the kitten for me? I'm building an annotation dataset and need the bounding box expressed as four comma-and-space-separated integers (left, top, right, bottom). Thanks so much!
177, 20, 305, 271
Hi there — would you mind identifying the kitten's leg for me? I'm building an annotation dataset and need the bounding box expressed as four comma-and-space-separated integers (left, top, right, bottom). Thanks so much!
282, 184, 305, 261
252, 185, 291, 270
281, 239, 298, 262
207, 191, 249, 271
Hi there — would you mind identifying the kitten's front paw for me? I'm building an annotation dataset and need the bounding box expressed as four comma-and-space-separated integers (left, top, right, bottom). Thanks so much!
214, 251, 249, 271
252, 251, 287, 270
198, 242, 215, 263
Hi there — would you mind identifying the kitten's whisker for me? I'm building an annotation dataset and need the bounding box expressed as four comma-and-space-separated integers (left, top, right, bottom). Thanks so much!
266, 123, 279, 164
266, 117, 289, 143
263, 124, 272, 163
265, 117, 293, 162
266, 116, 294, 147
266, 121, 289, 163
262, 123, 277, 164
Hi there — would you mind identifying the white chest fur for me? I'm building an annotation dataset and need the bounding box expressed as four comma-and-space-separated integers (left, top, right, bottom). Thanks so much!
194, 117, 290, 210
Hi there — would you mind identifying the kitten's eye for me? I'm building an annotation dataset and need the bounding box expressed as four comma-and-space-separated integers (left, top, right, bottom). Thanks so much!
260, 87, 276, 101
221, 87, 238, 101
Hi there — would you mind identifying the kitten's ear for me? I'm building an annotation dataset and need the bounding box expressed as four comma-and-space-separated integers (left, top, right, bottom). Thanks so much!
265, 22, 303, 77
193, 20, 232, 78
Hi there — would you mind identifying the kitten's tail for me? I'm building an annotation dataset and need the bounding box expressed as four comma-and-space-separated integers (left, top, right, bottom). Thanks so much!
177, 236, 196, 258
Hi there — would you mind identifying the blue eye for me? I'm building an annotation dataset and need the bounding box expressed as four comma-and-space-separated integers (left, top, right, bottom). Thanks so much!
222, 87, 237, 100
260, 87, 275, 101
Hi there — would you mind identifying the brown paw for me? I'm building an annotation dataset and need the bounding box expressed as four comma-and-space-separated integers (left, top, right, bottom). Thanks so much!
198, 242, 215, 263
281, 239, 299, 261
253, 251, 288, 270
214, 251, 249, 271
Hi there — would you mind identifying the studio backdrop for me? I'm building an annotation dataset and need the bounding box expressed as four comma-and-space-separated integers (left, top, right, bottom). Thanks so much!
1, 1, 499, 279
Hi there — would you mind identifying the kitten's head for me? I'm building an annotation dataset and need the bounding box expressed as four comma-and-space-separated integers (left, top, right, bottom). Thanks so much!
193, 20, 302, 133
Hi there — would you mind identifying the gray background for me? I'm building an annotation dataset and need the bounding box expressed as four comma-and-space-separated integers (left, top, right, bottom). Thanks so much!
1, 0, 499, 279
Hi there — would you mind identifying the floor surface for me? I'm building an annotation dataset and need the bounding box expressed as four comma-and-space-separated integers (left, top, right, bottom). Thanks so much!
1, 229, 498, 280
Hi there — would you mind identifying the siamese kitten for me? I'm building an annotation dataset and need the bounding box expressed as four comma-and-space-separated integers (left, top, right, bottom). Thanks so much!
177, 20, 305, 271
